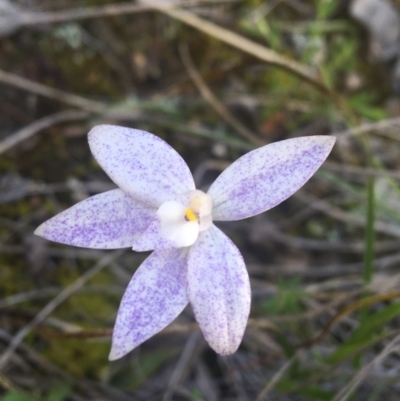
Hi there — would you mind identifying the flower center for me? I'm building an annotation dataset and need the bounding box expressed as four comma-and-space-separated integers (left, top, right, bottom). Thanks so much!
156, 190, 213, 247
185, 208, 198, 222
186, 190, 213, 232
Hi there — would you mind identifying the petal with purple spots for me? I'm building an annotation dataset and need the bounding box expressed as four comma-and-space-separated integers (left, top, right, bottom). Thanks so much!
109, 248, 189, 360
208, 136, 336, 221
88, 125, 195, 208
132, 211, 199, 251
187, 225, 250, 355
35, 189, 154, 249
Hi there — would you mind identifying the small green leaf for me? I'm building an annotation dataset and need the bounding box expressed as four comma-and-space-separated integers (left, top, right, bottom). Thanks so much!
262, 278, 308, 316
46, 382, 71, 401
326, 302, 400, 364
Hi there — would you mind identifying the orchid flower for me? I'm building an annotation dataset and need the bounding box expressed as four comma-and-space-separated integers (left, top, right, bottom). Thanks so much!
35, 125, 335, 360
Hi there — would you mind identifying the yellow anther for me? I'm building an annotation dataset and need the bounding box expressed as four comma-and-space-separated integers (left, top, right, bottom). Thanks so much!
185, 208, 198, 222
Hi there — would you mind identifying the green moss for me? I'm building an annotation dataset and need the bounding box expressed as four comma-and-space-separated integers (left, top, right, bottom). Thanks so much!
43, 338, 109, 378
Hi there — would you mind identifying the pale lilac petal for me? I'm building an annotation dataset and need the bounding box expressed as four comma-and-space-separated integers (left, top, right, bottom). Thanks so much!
34, 189, 154, 249
208, 136, 336, 221
187, 225, 251, 355
109, 248, 189, 360
88, 125, 195, 208
131, 215, 175, 251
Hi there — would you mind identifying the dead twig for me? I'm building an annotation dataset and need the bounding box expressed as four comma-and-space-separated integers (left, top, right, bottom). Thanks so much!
295, 190, 400, 237
33, 322, 199, 340
179, 43, 265, 146
255, 352, 298, 401
331, 335, 400, 401
300, 292, 400, 349
19, 0, 239, 26
322, 161, 400, 180
19, 2, 153, 25
163, 332, 205, 401
0, 110, 89, 155
0, 69, 105, 113
334, 116, 400, 140
148, 0, 330, 95
251, 222, 400, 254
284, 328, 400, 398
250, 251, 400, 279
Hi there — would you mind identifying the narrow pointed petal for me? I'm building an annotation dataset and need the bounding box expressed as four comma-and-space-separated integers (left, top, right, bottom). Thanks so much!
34, 189, 154, 249
187, 225, 250, 355
208, 136, 336, 221
109, 248, 189, 360
88, 125, 195, 208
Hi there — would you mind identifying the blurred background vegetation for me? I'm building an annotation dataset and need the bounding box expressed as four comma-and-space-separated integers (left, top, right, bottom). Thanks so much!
2, 0, 400, 400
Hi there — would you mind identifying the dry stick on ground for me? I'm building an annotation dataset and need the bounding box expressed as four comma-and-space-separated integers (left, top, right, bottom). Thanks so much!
322, 161, 400, 180
283, 328, 400, 399
148, 1, 327, 93
40, 323, 199, 340
9, 286, 363, 340
0, 249, 125, 370
255, 352, 298, 401
0, 70, 144, 120
34, 289, 400, 386
295, 190, 400, 237
251, 222, 400, 254
334, 116, 400, 140
40, 288, 391, 342
300, 291, 400, 349
247, 251, 400, 279
151, 0, 357, 123
179, 44, 265, 146
19, 1, 154, 25
0, 70, 105, 113
0, 110, 89, 155
0, 285, 122, 310
18, 0, 239, 26
163, 332, 205, 401
331, 334, 400, 401
239, 293, 400, 379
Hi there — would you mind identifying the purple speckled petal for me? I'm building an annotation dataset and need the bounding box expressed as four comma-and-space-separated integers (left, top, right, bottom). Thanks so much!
109, 248, 189, 360
131, 215, 176, 251
208, 136, 336, 221
132, 214, 199, 252
88, 125, 195, 208
34, 189, 154, 249
187, 225, 250, 355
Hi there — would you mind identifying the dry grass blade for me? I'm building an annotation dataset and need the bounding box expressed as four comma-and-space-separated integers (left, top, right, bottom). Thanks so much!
331, 335, 400, 401
179, 44, 265, 146
0, 110, 89, 155
251, 221, 400, 254
301, 292, 400, 348
147, 1, 329, 93
322, 161, 400, 180
0, 69, 106, 113
334, 116, 400, 140
163, 332, 204, 401
19, 2, 153, 25
19, 0, 239, 26
295, 191, 400, 237
255, 352, 298, 401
